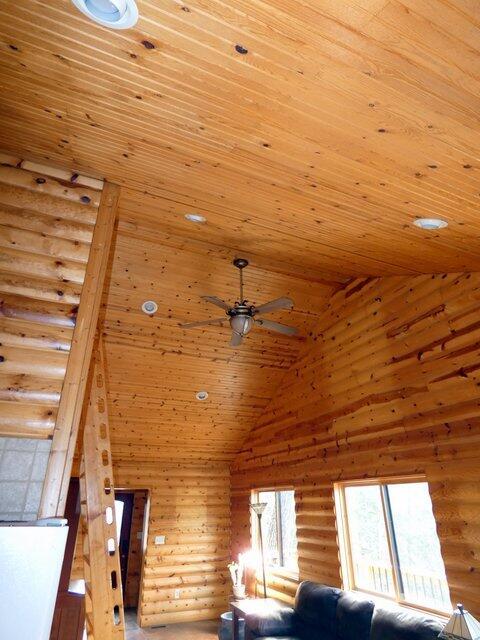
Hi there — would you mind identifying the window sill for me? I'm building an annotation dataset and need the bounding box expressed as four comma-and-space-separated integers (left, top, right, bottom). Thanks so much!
267, 566, 299, 581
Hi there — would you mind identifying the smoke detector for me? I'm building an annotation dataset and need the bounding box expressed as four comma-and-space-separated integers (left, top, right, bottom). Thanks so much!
141, 300, 158, 315
71, 0, 138, 29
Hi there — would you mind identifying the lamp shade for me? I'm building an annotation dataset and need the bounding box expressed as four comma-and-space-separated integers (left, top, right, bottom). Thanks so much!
250, 502, 267, 516
439, 604, 480, 640
230, 315, 253, 336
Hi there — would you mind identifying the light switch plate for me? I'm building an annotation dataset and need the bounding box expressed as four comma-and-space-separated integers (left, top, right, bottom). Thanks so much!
155, 535, 166, 545
136, 531, 143, 540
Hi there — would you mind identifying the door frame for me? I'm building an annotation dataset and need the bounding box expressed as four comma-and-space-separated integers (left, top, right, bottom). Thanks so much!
114, 491, 135, 595
114, 487, 150, 627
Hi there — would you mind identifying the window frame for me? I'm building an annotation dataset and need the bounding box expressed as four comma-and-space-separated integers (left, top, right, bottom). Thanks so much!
252, 486, 299, 578
334, 475, 450, 617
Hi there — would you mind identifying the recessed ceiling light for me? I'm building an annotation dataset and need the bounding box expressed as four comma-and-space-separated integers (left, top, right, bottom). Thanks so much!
185, 213, 206, 224
141, 300, 158, 314
196, 390, 209, 401
413, 218, 448, 230
71, 0, 138, 29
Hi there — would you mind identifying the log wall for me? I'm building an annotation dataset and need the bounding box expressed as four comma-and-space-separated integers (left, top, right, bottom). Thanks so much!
113, 460, 231, 626
0, 155, 102, 439
232, 274, 480, 616
0, 154, 103, 520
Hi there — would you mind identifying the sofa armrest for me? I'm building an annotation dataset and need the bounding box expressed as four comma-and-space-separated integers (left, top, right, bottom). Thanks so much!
245, 607, 296, 638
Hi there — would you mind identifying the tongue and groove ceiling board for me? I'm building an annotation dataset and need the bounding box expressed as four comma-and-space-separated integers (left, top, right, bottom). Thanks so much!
103, 202, 339, 462
1, 1, 480, 276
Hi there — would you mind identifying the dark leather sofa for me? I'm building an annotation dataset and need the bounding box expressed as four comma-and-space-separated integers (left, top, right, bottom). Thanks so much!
244, 581, 444, 640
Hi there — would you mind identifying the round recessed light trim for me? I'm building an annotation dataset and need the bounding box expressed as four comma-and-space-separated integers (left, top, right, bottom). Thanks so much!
185, 213, 206, 224
71, 0, 138, 29
141, 300, 158, 315
196, 390, 209, 401
413, 217, 448, 230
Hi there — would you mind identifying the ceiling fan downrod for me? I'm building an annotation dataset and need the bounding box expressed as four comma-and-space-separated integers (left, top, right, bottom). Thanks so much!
233, 257, 249, 304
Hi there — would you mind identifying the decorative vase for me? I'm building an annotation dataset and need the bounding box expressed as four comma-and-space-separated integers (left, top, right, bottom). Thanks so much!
233, 584, 246, 599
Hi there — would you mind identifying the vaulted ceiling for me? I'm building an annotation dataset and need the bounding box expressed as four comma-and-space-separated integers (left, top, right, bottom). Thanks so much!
102, 198, 339, 461
2, 0, 480, 460
2, 0, 480, 276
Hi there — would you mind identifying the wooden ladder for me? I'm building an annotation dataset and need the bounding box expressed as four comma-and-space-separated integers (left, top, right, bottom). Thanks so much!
79, 339, 125, 640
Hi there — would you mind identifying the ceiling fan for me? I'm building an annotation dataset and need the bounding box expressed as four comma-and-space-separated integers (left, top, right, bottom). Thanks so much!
180, 258, 299, 347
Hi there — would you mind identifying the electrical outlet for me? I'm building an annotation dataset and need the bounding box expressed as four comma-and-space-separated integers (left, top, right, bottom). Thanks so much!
155, 535, 165, 545
174, 588, 181, 599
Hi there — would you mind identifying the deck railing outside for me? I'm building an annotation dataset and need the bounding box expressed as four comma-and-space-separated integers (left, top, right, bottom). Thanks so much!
354, 562, 451, 611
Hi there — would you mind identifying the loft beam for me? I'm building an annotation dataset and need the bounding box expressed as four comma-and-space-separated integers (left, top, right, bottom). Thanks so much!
39, 182, 119, 518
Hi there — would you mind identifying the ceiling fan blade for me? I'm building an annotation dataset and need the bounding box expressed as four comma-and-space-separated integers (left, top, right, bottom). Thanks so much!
180, 317, 226, 329
230, 331, 243, 347
253, 297, 294, 315
255, 318, 298, 336
201, 295, 231, 311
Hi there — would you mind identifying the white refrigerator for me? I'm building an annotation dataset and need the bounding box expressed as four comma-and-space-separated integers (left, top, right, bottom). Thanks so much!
0, 519, 68, 640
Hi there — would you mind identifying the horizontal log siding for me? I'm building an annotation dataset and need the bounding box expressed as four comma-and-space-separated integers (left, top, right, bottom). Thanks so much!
114, 460, 231, 626
232, 274, 480, 615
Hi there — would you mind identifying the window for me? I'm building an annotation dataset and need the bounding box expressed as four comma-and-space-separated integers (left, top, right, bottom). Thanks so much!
254, 489, 298, 573
335, 478, 450, 614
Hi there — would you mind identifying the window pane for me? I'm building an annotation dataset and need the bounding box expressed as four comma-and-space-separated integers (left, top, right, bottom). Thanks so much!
258, 491, 279, 566
344, 485, 395, 596
387, 483, 450, 611
279, 490, 298, 571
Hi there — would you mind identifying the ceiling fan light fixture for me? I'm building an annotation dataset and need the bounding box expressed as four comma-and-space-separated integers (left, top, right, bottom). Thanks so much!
185, 213, 206, 224
413, 217, 448, 230
196, 390, 209, 401
71, 0, 138, 28
230, 315, 253, 335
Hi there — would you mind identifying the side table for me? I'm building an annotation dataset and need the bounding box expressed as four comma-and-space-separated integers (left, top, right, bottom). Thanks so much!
231, 598, 283, 640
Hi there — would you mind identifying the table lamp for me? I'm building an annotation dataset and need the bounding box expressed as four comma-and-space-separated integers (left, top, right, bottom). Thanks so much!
439, 604, 480, 640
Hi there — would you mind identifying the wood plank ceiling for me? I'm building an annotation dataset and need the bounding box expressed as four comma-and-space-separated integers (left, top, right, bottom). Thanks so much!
103, 203, 339, 461
1, 1, 480, 461
1, 1, 480, 277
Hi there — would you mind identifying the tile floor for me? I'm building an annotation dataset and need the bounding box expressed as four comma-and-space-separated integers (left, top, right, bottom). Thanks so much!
125, 609, 219, 640
0, 437, 51, 521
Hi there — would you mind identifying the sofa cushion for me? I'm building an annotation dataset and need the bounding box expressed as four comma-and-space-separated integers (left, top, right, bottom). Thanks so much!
294, 581, 341, 640
371, 606, 444, 640
245, 608, 297, 637
336, 591, 374, 640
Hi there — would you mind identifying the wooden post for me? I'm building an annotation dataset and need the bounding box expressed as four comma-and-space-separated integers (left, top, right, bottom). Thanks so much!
39, 182, 119, 518
80, 338, 125, 639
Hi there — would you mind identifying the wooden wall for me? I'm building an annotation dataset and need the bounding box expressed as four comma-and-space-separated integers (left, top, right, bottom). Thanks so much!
0, 154, 102, 439
232, 273, 480, 616
114, 460, 231, 627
